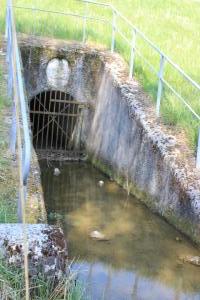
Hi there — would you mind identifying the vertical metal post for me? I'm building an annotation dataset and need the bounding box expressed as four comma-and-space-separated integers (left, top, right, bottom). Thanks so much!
129, 29, 137, 80
5, 0, 11, 39
83, 2, 88, 43
10, 105, 17, 154
55, 91, 61, 150
33, 95, 37, 146
78, 107, 83, 156
33, 8, 36, 35
60, 92, 67, 150
41, 91, 47, 149
156, 54, 165, 117
65, 95, 70, 151
46, 90, 52, 149
6, 10, 11, 63
111, 10, 117, 53
196, 128, 200, 168
51, 91, 57, 150
36, 93, 41, 149
5, 5, 8, 38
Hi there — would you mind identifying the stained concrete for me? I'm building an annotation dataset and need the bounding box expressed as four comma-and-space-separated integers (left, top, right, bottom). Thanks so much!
0, 37, 46, 224
19, 35, 200, 245
0, 224, 67, 278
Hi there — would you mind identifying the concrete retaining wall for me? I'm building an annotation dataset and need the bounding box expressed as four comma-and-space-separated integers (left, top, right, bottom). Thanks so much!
19, 35, 200, 245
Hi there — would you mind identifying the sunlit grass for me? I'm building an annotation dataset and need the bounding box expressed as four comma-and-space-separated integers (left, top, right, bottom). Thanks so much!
1, 0, 200, 151
0, 260, 86, 300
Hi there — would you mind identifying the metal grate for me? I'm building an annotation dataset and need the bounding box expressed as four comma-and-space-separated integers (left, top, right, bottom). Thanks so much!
29, 90, 88, 160
13, 1, 200, 167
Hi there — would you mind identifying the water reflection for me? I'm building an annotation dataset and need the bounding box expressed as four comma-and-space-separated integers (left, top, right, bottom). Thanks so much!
41, 162, 200, 300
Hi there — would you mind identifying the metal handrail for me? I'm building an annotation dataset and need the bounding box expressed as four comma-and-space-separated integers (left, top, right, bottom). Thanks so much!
13, 5, 111, 24
12, 0, 200, 167
6, 1, 31, 189
6, 2, 30, 297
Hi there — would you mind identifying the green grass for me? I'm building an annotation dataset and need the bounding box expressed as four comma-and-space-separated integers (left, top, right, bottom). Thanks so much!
0, 260, 87, 300
0, 58, 17, 223
1, 0, 200, 150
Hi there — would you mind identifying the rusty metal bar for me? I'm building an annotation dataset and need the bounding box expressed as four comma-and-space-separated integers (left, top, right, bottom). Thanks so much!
50, 91, 57, 149
50, 99, 86, 105
29, 110, 81, 117
45, 90, 52, 149
35, 93, 41, 148
60, 92, 67, 150
41, 90, 47, 149
55, 91, 61, 150
32, 95, 37, 145
64, 94, 71, 151
29, 90, 87, 159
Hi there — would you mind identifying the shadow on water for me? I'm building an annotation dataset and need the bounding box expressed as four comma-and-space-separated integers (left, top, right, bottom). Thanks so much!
40, 161, 200, 300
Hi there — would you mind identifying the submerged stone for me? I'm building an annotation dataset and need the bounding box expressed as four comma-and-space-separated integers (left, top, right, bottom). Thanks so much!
89, 230, 109, 241
54, 168, 61, 176
19, 36, 200, 245
98, 180, 104, 187
180, 255, 200, 267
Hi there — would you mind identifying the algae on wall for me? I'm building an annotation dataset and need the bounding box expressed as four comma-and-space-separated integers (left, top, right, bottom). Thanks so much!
19, 36, 200, 245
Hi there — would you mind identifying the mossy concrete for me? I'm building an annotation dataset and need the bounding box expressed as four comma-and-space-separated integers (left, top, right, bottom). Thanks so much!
19, 35, 200, 246
0, 36, 46, 224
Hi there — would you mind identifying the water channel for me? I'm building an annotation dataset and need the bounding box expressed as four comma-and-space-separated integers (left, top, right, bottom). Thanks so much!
41, 161, 200, 300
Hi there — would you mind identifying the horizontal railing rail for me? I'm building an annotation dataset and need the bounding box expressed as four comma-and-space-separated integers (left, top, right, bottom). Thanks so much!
6, 0, 31, 220
12, 0, 200, 167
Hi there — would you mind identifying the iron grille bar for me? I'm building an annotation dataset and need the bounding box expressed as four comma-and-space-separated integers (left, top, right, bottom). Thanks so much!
12, 1, 200, 166
29, 90, 88, 160
29, 110, 83, 117
41, 89, 47, 149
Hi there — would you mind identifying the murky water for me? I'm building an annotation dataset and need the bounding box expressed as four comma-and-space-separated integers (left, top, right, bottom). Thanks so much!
41, 162, 200, 300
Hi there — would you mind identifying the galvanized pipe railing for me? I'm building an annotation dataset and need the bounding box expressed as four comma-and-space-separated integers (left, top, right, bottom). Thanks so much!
5, 1, 31, 297
79, 1, 200, 166
5, 0, 31, 217
12, 0, 200, 167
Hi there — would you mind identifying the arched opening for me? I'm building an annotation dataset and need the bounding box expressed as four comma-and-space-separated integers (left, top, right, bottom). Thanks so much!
29, 90, 86, 160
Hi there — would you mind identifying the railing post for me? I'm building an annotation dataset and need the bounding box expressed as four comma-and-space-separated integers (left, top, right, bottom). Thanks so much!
33, 7, 37, 35
111, 10, 117, 53
6, 7, 11, 63
5, 6, 8, 39
10, 105, 17, 154
156, 54, 165, 117
5, 0, 11, 39
196, 128, 200, 168
82, 2, 88, 43
129, 29, 137, 79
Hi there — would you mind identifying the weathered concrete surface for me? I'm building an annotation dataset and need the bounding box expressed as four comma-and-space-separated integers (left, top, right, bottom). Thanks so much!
19, 35, 200, 245
46, 58, 70, 89
0, 37, 46, 224
0, 224, 67, 278
26, 150, 47, 223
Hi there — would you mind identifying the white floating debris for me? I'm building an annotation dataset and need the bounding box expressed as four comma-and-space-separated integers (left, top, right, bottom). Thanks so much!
175, 236, 182, 242
54, 168, 61, 176
98, 180, 104, 187
89, 230, 109, 241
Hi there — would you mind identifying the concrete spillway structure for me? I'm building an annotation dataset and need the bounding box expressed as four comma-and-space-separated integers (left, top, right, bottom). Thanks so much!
20, 35, 200, 245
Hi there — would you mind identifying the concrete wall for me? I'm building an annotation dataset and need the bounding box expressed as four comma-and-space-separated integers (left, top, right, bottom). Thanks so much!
19, 35, 200, 245
0, 37, 46, 224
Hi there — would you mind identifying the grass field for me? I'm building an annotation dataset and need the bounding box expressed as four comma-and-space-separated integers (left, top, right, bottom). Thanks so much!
0, 60, 17, 224
0, 260, 86, 299
0, 0, 200, 151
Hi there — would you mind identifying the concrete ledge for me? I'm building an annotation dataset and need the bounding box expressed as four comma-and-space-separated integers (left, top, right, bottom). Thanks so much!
0, 224, 67, 278
19, 35, 200, 245
26, 149, 47, 223
0, 37, 46, 224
